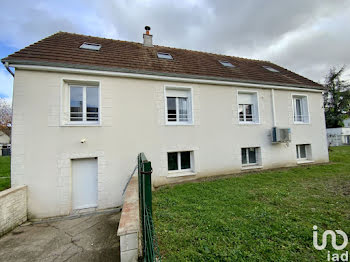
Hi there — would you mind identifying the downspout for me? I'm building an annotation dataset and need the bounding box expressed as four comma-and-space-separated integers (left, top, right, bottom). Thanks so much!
3, 62, 14, 77
271, 89, 276, 126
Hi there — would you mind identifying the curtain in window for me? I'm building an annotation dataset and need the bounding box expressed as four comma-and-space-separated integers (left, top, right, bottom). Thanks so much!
299, 145, 306, 158
241, 148, 247, 164
178, 97, 188, 122
295, 98, 303, 122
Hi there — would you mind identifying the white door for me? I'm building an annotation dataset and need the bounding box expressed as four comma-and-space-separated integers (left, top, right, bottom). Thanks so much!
72, 158, 98, 210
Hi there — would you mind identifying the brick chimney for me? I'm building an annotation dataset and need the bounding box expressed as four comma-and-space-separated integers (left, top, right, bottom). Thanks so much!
143, 26, 153, 47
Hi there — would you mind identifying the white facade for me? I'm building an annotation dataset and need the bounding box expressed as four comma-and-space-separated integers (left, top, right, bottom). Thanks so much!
327, 127, 350, 146
11, 68, 329, 218
0, 131, 10, 156
344, 118, 350, 127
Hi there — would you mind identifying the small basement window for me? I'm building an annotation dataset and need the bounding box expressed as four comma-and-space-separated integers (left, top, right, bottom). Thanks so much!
167, 151, 193, 172
262, 65, 279, 72
241, 147, 260, 166
296, 144, 312, 161
80, 42, 101, 51
219, 60, 235, 67
157, 52, 173, 60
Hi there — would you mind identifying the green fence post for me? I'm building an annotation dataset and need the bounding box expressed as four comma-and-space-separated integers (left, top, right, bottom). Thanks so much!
143, 161, 152, 216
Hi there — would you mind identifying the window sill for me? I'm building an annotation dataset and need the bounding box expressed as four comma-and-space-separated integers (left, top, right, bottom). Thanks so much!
293, 122, 310, 125
61, 123, 101, 127
296, 160, 314, 164
166, 122, 194, 126
238, 122, 260, 125
241, 165, 263, 170
167, 171, 196, 178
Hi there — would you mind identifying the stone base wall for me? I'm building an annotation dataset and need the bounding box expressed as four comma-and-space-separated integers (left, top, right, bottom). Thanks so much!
0, 185, 27, 236
117, 177, 140, 262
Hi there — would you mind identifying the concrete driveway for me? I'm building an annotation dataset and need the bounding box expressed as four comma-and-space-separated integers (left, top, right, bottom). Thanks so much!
0, 209, 121, 262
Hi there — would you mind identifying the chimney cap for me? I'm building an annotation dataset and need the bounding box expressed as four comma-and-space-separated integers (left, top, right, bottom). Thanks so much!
145, 26, 151, 31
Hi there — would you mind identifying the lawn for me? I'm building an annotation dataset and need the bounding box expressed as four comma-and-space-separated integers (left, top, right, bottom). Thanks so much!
0, 156, 11, 191
153, 147, 350, 261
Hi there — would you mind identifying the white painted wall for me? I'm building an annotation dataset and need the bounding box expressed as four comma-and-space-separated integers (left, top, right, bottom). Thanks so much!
11, 69, 329, 218
344, 118, 350, 127
327, 127, 350, 146
0, 131, 10, 145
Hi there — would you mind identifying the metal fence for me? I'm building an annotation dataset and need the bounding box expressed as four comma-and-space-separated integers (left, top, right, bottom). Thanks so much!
138, 153, 161, 262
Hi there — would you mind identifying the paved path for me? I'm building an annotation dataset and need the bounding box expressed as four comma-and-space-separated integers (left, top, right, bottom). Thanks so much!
0, 210, 121, 262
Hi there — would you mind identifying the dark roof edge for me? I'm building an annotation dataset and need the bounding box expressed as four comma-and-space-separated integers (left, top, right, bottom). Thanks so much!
2, 58, 324, 90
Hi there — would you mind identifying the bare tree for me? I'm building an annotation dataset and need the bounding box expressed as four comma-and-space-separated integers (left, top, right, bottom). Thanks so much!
0, 98, 12, 137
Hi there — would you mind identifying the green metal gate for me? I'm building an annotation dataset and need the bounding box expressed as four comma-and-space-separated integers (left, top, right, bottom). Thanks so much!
138, 153, 161, 262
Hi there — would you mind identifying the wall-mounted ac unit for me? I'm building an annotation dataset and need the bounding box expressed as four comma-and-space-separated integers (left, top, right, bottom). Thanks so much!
272, 127, 291, 143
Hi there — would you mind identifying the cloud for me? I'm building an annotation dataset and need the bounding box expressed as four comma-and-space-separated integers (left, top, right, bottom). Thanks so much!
82, 0, 350, 82
1, 0, 350, 97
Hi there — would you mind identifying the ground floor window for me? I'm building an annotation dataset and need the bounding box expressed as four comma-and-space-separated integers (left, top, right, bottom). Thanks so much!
168, 151, 192, 171
296, 144, 311, 160
241, 147, 259, 166
345, 135, 350, 144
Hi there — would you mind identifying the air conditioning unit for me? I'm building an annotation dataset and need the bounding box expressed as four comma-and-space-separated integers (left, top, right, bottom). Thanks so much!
272, 127, 291, 143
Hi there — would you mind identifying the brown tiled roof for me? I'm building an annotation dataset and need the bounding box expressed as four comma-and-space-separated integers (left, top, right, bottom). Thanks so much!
2, 32, 322, 89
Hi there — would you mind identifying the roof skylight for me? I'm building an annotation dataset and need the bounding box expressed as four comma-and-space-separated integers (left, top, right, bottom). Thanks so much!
219, 60, 235, 68
157, 52, 173, 60
80, 42, 101, 51
263, 66, 279, 72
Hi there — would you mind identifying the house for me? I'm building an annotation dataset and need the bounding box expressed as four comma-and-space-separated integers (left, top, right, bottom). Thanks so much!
0, 130, 10, 156
1, 28, 329, 219
327, 117, 350, 146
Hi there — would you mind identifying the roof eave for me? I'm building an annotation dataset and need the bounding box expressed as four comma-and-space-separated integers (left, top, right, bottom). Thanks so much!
3, 58, 324, 90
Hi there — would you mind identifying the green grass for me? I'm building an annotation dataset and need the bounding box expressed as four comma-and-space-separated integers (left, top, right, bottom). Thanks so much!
0, 156, 11, 191
153, 147, 350, 261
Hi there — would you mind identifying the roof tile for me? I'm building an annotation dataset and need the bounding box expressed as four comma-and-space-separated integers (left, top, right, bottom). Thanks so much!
2, 32, 322, 89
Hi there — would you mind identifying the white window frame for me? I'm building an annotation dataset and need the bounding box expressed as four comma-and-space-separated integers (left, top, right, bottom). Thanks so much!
164, 85, 193, 125
219, 60, 235, 67
79, 42, 101, 51
292, 94, 310, 124
345, 135, 350, 144
241, 147, 260, 166
167, 151, 193, 173
157, 52, 173, 60
237, 90, 260, 124
60, 79, 101, 126
296, 144, 311, 161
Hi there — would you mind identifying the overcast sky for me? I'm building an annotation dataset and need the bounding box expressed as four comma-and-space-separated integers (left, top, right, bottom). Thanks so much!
1, 0, 350, 99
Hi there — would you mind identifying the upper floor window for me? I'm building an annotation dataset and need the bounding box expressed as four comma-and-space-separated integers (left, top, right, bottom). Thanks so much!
293, 95, 309, 123
165, 87, 192, 124
238, 92, 259, 123
70, 85, 99, 123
